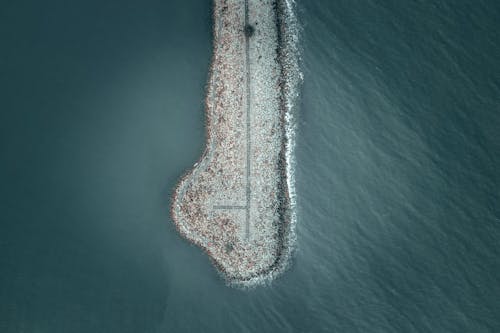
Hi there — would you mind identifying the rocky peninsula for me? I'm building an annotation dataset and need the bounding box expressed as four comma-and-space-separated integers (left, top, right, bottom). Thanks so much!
171, 0, 299, 286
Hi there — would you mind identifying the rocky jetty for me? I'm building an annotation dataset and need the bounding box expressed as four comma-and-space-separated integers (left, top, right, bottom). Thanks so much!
171, 0, 297, 286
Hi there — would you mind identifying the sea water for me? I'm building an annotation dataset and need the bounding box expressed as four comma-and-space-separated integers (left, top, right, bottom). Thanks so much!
0, 0, 499, 332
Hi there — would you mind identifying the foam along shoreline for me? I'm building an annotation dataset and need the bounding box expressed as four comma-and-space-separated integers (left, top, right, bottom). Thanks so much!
171, 0, 300, 286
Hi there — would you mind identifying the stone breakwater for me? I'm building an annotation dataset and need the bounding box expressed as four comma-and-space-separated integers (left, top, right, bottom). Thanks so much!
171, 0, 300, 286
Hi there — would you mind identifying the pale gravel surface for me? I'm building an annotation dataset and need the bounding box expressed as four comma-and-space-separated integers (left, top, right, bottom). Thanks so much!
172, 0, 293, 285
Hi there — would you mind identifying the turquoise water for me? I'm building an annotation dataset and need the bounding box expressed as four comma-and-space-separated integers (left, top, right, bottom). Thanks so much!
1, 0, 499, 332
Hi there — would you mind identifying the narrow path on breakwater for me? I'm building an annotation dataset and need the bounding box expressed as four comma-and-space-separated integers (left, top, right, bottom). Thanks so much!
212, 0, 252, 240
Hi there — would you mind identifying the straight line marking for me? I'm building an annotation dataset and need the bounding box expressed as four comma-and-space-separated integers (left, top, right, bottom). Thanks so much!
213, 205, 247, 210
244, 0, 251, 240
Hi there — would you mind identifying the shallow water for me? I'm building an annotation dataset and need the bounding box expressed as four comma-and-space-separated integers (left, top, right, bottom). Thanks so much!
1, 0, 499, 332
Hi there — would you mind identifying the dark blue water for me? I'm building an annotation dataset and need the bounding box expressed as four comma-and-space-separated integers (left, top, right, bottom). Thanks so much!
1, 0, 499, 332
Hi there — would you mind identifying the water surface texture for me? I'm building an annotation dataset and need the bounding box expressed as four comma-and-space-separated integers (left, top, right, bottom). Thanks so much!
1, 0, 499, 332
